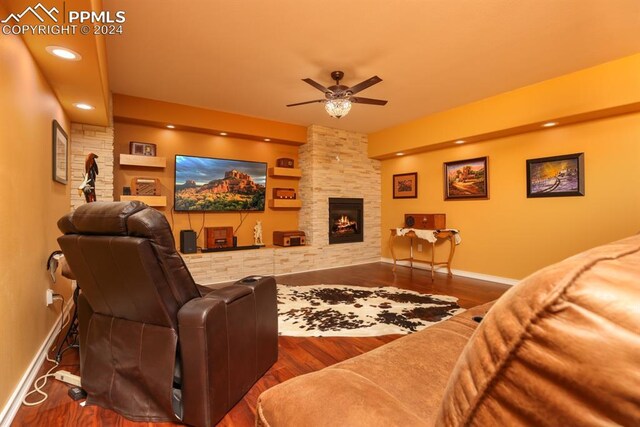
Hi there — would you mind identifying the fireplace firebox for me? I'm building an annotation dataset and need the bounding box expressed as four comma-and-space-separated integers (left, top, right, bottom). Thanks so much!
329, 198, 363, 244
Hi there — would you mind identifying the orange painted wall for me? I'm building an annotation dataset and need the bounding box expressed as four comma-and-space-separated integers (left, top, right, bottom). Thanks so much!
381, 112, 640, 280
113, 122, 300, 247
370, 54, 640, 158
377, 54, 640, 280
0, 17, 72, 410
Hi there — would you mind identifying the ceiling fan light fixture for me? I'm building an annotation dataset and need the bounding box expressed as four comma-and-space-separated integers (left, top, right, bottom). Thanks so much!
325, 98, 352, 119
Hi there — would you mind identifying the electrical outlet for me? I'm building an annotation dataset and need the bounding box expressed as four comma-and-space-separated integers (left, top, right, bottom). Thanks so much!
46, 289, 54, 306
417, 243, 423, 252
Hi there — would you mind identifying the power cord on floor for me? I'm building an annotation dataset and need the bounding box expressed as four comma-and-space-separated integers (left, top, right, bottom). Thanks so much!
21, 355, 60, 406
22, 294, 71, 406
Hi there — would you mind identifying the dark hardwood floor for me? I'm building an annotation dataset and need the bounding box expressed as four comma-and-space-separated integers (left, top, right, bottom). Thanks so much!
12, 262, 510, 427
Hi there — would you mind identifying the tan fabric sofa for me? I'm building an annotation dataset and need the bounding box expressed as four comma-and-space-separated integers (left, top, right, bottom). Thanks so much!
256, 234, 640, 426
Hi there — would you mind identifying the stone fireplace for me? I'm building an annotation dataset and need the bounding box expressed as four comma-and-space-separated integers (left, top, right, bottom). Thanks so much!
296, 125, 381, 267
183, 125, 382, 284
329, 198, 364, 244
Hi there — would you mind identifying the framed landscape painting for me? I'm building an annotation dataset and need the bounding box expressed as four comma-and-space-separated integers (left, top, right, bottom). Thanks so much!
526, 153, 584, 198
52, 120, 68, 184
444, 157, 489, 200
393, 172, 417, 198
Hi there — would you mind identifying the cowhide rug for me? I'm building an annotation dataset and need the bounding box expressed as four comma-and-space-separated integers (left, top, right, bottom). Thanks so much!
277, 284, 464, 337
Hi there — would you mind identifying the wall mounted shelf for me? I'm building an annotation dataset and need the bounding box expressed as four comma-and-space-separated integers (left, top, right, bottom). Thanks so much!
120, 154, 166, 168
268, 167, 302, 179
120, 195, 167, 207
268, 199, 302, 209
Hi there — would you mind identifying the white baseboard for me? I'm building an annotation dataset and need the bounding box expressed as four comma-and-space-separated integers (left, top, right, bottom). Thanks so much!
380, 257, 520, 286
0, 299, 74, 426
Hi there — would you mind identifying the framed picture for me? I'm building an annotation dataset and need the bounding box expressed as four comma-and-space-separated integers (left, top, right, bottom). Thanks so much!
526, 153, 584, 198
393, 172, 418, 198
52, 120, 68, 184
444, 156, 489, 200
129, 141, 157, 156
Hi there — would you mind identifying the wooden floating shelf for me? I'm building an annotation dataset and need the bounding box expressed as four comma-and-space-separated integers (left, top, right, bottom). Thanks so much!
120, 195, 167, 207
268, 167, 302, 178
120, 154, 166, 168
268, 199, 302, 209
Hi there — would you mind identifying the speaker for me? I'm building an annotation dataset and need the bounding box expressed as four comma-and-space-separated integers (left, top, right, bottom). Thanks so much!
180, 230, 197, 254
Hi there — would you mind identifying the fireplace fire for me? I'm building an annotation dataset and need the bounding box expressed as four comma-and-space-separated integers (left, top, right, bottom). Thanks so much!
333, 215, 358, 235
329, 198, 363, 244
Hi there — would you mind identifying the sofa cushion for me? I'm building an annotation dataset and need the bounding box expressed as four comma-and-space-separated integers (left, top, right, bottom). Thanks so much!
257, 368, 429, 427
437, 234, 640, 426
257, 303, 493, 426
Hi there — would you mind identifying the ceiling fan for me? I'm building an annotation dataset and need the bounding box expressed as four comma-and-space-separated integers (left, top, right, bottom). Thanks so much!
287, 71, 387, 118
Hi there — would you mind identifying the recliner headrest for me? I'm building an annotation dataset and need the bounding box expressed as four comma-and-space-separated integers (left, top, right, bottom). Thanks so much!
58, 201, 147, 235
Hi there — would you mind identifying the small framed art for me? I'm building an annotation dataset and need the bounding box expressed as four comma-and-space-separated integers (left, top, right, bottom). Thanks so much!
52, 120, 68, 184
444, 156, 489, 200
526, 153, 584, 198
130, 141, 157, 156
393, 172, 418, 198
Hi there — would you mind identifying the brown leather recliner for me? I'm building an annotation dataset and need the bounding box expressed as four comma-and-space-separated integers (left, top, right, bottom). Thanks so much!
57, 201, 278, 426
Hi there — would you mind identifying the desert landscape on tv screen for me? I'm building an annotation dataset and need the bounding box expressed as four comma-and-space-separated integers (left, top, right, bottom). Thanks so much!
175, 156, 266, 211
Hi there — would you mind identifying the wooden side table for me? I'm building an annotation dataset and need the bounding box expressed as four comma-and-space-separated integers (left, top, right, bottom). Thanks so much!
388, 229, 458, 280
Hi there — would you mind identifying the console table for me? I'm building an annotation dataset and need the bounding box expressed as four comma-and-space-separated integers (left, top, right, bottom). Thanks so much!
388, 228, 459, 280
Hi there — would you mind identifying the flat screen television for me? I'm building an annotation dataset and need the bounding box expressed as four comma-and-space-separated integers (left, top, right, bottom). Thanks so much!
174, 155, 267, 212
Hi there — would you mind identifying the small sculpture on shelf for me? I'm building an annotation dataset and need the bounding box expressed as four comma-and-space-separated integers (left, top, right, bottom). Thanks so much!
254, 220, 264, 246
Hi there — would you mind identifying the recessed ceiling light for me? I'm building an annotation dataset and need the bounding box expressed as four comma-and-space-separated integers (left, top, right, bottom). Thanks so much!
396, 152, 404, 156
454, 140, 465, 144
45, 46, 81, 61
264, 138, 271, 142
542, 122, 558, 127
166, 124, 175, 129
220, 132, 228, 136
73, 103, 94, 110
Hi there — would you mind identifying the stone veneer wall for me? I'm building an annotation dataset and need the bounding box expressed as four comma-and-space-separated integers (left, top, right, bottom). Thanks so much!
70, 122, 114, 210
183, 124, 381, 284
297, 125, 381, 260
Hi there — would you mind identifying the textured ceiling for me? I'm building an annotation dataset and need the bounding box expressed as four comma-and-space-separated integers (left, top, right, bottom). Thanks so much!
105, 0, 640, 133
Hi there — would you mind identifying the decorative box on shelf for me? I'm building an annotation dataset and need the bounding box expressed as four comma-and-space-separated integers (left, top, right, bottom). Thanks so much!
132, 177, 161, 196
276, 158, 295, 168
404, 213, 446, 229
273, 188, 296, 199
204, 226, 234, 249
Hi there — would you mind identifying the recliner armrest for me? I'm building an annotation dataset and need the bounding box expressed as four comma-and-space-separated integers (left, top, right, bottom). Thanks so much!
232, 276, 278, 375
203, 284, 251, 304
178, 286, 257, 427
177, 275, 278, 427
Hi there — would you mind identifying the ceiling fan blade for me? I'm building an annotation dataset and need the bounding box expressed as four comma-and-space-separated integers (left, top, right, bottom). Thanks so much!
350, 97, 388, 106
286, 99, 325, 107
302, 78, 332, 94
347, 76, 382, 95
